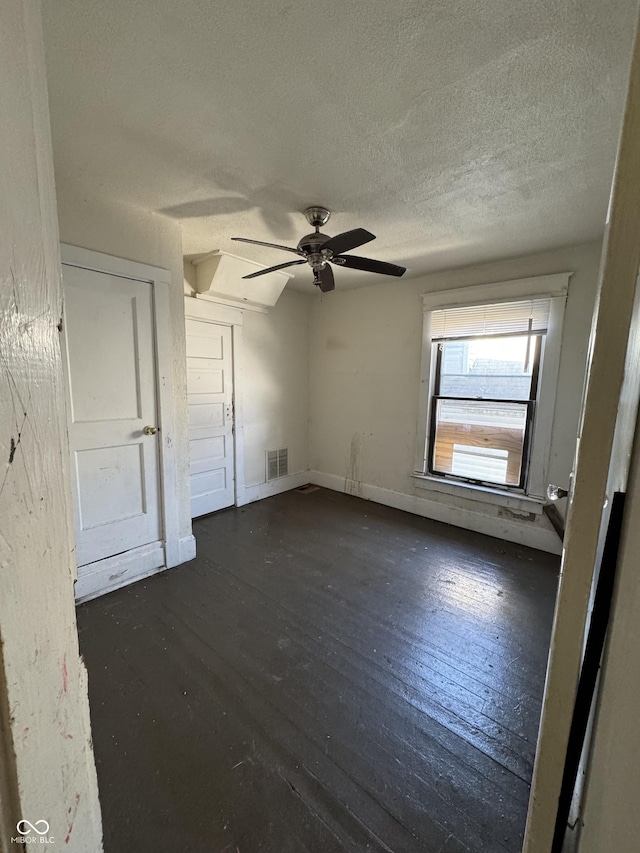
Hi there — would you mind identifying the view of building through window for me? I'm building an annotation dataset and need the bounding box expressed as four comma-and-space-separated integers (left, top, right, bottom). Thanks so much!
430, 334, 540, 487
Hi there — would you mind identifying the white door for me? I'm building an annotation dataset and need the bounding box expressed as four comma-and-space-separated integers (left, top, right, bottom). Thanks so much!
62, 264, 162, 573
186, 319, 235, 517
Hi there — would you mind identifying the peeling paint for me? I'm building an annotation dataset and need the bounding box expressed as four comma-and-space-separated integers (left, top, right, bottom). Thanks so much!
498, 507, 536, 522
4, 410, 26, 468
1, 5, 101, 850
345, 432, 363, 497
64, 793, 80, 844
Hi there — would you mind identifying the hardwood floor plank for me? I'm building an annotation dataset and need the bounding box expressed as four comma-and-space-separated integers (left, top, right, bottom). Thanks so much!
159, 585, 518, 852
77, 487, 558, 852
177, 556, 537, 786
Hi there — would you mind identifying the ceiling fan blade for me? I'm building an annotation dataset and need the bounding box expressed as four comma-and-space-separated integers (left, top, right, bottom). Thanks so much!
320, 228, 376, 256
317, 265, 335, 292
231, 237, 303, 256
334, 254, 406, 277
242, 259, 306, 279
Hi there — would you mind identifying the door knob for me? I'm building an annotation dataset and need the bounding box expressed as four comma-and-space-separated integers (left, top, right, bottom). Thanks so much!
547, 484, 568, 501
143, 425, 158, 436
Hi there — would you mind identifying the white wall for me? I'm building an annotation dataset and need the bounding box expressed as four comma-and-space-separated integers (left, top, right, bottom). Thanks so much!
55, 185, 192, 543
0, 1, 102, 848
241, 290, 311, 487
309, 241, 602, 549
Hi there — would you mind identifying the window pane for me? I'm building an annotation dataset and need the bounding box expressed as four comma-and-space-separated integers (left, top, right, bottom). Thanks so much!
432, 399, 528, 486
439, 335, 535, 400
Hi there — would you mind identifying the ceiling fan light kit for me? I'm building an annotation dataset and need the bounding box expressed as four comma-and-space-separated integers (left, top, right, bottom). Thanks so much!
232, 206, 407, 292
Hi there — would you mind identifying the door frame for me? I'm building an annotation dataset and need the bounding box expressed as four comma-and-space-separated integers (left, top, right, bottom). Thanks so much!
522, 12, 640, 852
184, 295, 246, 506
60, 244, 182, 588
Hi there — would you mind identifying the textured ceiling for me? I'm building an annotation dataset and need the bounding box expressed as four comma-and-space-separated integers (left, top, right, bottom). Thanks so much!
42, 0, 637, 291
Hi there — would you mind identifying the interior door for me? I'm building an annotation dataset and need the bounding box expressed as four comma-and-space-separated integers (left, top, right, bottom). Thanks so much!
186, 319, 235, 517
62, 264, 162, 572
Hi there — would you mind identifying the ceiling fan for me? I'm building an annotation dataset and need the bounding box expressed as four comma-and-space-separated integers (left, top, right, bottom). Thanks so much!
231, 206, 407, 292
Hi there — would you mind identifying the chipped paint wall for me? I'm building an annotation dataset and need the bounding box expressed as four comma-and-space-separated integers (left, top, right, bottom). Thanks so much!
0, 1, 102, 849
309, 241, 602, 550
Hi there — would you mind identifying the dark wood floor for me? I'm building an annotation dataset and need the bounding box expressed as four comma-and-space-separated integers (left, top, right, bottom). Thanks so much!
77, 487, 559, 853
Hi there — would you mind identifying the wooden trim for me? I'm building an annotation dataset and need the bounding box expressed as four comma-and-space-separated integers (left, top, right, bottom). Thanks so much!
74, 541, 165, 603
523, 12, 640, 852
543, 503, 565, 540
0, 642, 20, 853
231, 324, 246, 503
551, 492, 626, 851
178, 534, 197, 563
153, 279, 181, 568
528, 297, 566, 498
185, 294, 244, 326
414, 312, 435, 472
310, 471, 562, 554
422, 272, 571, 311
413, 473, 545, 514
195, 293, 268, 314
0, 7, 102, 845
60, 243, 171, 285
236, 470, 310, 507
416, 279, 567, 505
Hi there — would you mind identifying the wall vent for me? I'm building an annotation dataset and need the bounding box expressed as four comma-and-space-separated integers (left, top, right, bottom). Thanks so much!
267, 448, 288, 481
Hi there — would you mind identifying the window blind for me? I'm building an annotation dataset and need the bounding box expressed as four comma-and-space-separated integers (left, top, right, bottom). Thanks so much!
431, 298, 550, 341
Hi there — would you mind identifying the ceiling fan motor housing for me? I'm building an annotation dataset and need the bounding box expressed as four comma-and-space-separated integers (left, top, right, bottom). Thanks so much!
297, 231, 332, 270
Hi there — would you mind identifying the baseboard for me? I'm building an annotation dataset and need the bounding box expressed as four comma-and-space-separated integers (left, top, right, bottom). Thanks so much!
236, 470, 310, 507
544, 502, 566, 540
309, 470, 562, 555
560, 822, 580, 853
178, 534, 197, 564
75, 541, 166, 603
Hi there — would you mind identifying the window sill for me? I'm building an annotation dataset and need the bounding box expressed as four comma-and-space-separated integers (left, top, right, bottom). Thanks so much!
411, 473, 545, 515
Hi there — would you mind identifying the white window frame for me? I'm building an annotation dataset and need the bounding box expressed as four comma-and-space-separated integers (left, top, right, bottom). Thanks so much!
413, 273, 571, 507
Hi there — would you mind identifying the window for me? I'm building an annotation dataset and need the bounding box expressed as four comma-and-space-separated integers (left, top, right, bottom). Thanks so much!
429, 299, 547, 489
415, 274, 570, 501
